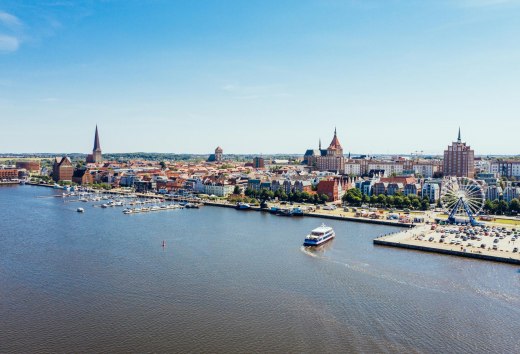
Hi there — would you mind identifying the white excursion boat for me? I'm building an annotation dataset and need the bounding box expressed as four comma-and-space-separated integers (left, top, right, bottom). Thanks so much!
303, 224, 335, 246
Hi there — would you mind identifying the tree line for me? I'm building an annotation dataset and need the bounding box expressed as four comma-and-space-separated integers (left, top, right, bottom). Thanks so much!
342, 188, 431, 211
243, 187, 329, 204
483, 198, 520, 216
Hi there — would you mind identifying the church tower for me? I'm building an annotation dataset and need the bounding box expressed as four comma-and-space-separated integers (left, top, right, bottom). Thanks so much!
87, 125, 103, 164
327, 127, 343, 156
93, 125, 102, 163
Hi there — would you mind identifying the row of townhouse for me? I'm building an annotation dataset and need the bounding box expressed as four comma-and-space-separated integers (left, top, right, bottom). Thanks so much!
344, 159, 442, 178
490, 160, 520, 178
355, 177, 440, 202
248, 179, 313, 195
485, 184, 520, 202
246, 176, 353, 201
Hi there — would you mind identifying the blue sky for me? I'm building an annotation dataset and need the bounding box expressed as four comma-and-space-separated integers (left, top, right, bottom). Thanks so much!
1, 0, 519, 155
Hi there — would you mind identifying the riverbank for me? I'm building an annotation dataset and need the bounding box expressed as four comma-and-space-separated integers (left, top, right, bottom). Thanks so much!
200, 201, 412, 227
26, 183, 412, 228
374, 225, 520, 265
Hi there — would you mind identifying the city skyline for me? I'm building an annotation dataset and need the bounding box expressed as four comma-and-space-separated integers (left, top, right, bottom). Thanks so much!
1, 1, 520, 154
1, 125, 515, 157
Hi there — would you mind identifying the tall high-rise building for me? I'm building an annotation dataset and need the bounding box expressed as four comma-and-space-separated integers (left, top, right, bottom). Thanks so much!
443, 128, 475, 178
86, 125, 102, 164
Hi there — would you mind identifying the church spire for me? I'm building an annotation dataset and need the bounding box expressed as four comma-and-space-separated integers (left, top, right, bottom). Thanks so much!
93, 125, 101, 152
457, 127, 461, 143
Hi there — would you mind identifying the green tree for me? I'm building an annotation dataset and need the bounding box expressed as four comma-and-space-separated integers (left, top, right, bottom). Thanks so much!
376, 194, 387, 207
497, 200, 508, 215
484, 199, 495, 214
233, 185, 241, 195
159, 161, 167, 170
402, 196, 411, 209
342, 188, 363, 206
509, 198, 520, 215
319, 194, 329, 204
393, 195, 403, 208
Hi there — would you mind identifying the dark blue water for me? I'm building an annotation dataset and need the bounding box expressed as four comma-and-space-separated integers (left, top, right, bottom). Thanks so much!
1, 186, 519, 353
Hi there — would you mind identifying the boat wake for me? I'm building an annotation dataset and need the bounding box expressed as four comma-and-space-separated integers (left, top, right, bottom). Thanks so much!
299, 246, 320, 258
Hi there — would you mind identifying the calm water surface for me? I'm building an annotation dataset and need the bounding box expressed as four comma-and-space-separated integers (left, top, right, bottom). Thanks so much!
1, 186, 519, 353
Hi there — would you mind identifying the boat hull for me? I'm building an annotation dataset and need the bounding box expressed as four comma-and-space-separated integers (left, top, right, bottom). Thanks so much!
303, 233, 335, 246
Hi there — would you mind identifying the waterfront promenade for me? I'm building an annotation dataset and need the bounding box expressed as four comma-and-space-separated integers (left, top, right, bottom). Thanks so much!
28, 182, 412, 228
374, 225, 520, 265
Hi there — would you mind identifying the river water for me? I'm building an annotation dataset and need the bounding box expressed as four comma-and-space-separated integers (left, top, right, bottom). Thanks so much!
1, 186, 519, 353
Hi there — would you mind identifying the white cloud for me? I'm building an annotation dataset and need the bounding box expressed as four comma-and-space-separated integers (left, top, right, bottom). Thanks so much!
0, 11, 22, 29
0, 34, 19, 52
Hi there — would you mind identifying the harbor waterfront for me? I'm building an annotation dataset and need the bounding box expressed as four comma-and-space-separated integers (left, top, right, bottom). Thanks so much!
374, 225, 520, 265
1, 185, 520, 353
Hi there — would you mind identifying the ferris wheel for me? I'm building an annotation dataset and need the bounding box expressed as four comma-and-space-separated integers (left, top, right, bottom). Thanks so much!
440, 177, 485, 225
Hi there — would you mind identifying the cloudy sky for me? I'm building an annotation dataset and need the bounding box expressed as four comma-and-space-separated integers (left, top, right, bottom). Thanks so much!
1, 0, 519, 155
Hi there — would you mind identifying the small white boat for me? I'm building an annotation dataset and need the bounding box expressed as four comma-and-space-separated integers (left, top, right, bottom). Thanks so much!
77, 208, 85, 213
236, 202, 251, 210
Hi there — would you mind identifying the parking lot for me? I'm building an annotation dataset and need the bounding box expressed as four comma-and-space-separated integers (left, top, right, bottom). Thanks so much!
414, 225, 520, 254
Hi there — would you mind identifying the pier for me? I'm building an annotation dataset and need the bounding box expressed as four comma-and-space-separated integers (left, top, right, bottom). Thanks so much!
374, 225, 520, 265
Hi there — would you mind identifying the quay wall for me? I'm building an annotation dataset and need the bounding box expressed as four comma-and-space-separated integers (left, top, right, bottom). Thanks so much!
373, 239, 520, 265
203, 201, 411, 228
25, 183, 411, 228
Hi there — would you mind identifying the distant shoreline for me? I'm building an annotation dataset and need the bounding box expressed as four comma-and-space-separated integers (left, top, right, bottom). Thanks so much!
25, 182, 411, 228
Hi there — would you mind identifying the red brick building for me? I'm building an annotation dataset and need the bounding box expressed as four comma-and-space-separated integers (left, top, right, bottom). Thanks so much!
443, 128, 475, 178
72, 169, 93, 185
0, 169, 19, 180
317, 179, 339, 201
53, 157, 74, 182
15, 161, 40, 174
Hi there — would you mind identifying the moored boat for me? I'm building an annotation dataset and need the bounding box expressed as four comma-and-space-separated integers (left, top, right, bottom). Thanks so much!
236, 202, 251, 210
304, 224, 335, 246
